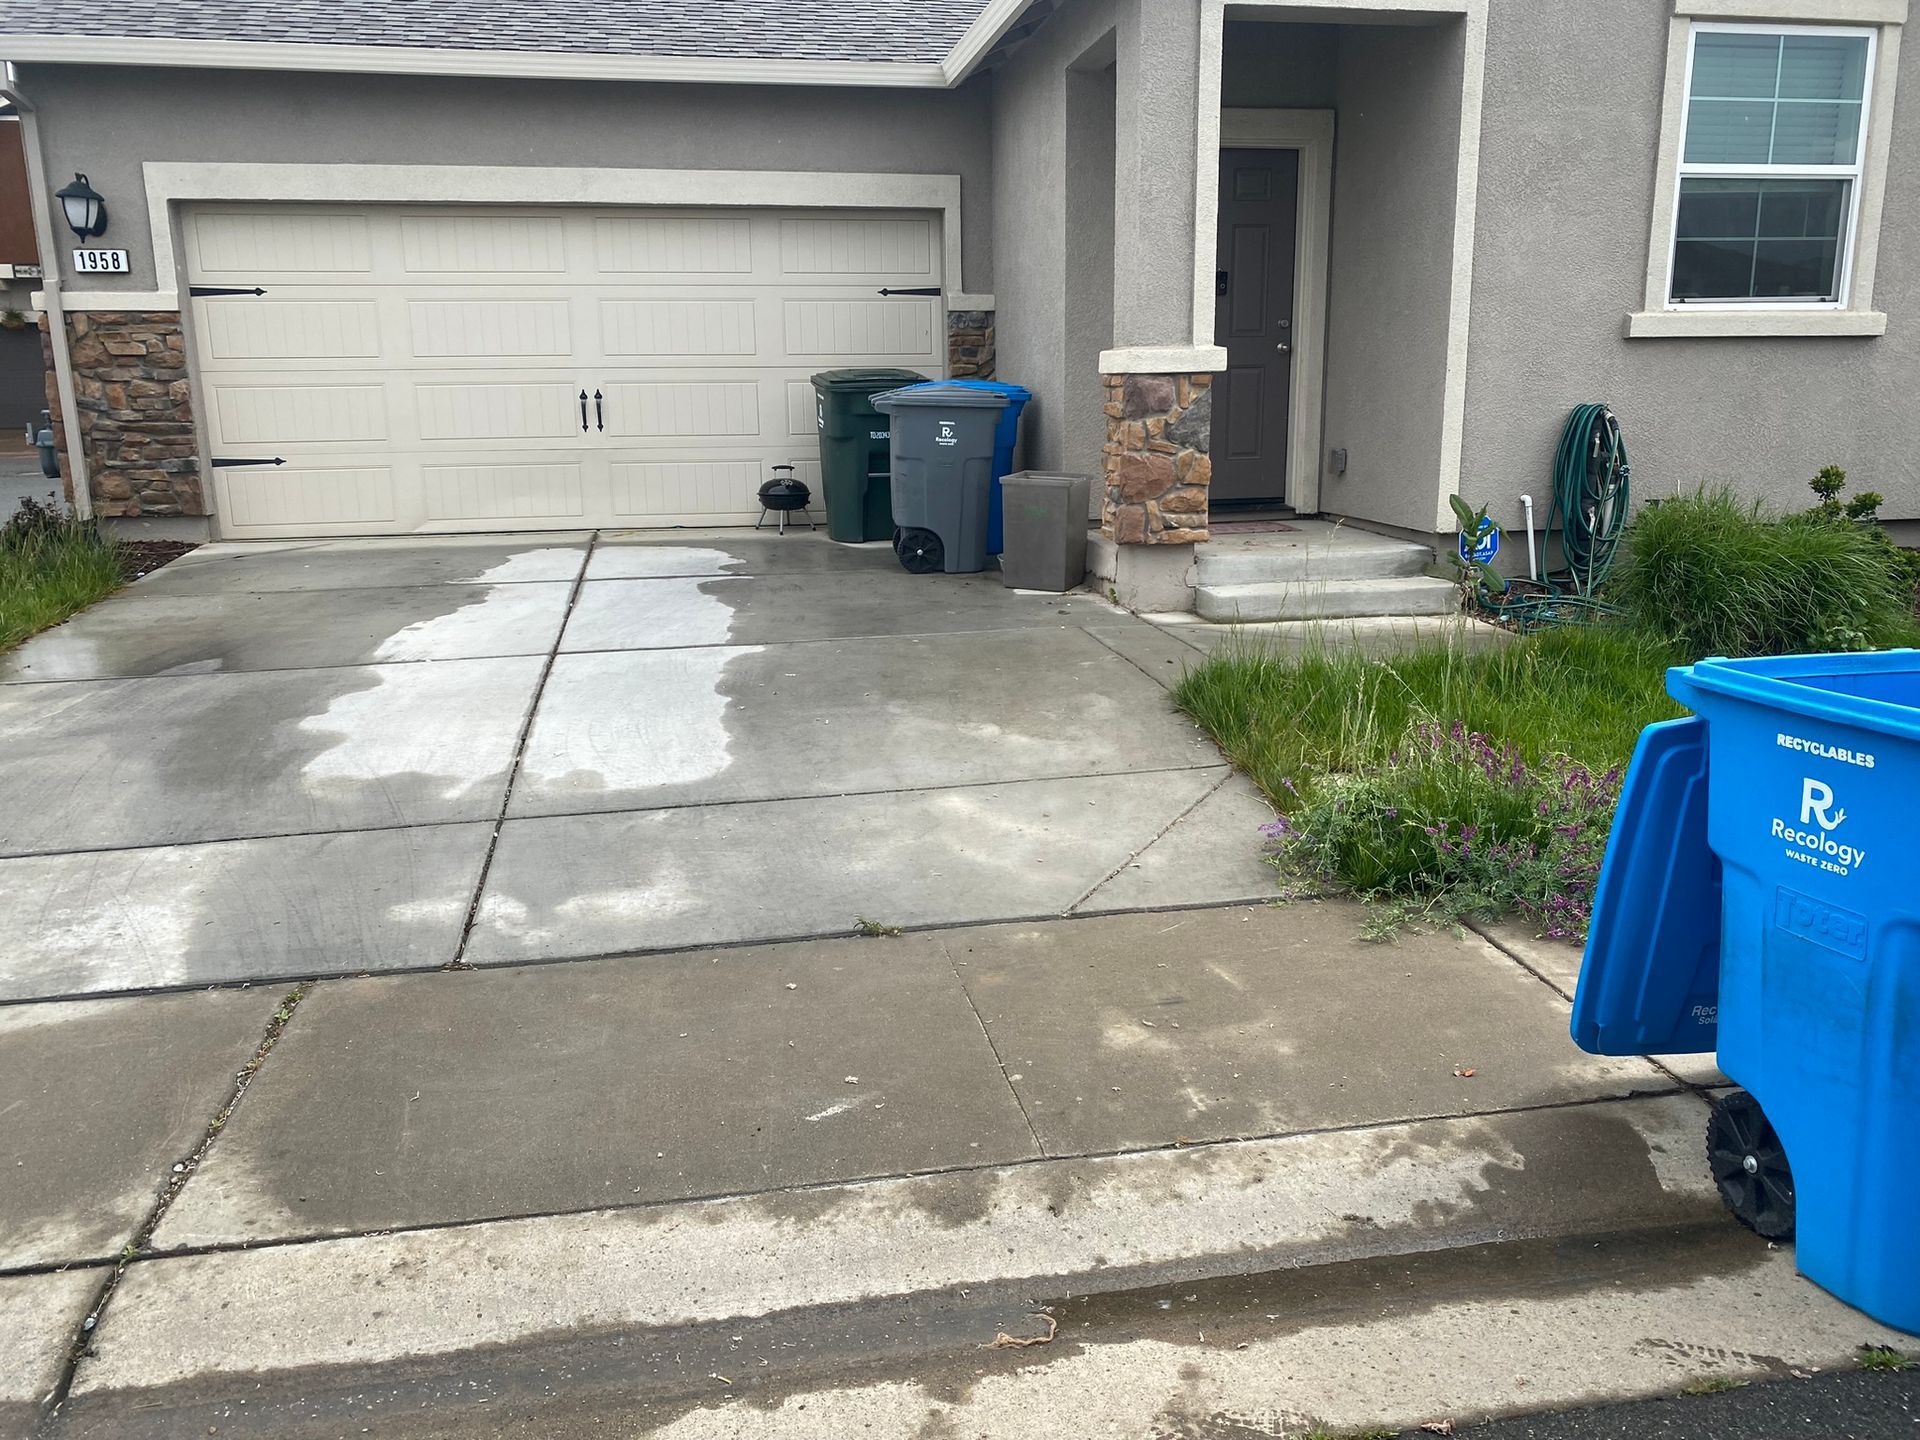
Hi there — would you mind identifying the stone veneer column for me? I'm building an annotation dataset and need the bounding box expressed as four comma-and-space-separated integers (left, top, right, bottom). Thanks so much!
1102, 372, 1213, 544
44, 311, 203, 518
946, 310, 996, 380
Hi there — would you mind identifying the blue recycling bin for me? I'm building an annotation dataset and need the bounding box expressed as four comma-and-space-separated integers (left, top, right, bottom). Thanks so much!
892, 380, 1030, 554
1574, 649, 1920, 1334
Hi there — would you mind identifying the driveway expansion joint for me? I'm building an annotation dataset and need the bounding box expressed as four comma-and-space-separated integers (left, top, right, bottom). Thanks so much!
1065, 765, 1239, 914
452, 534, 598, 966
37, 981, 312, 1427
938, 933, 1049, 1161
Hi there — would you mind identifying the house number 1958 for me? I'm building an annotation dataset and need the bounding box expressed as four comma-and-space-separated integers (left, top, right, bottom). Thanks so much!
72, 249, 129, 274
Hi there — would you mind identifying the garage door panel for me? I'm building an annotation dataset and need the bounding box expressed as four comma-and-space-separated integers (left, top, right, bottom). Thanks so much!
414, 382, 584, 442
399, 214, 569, 275
609, 459, 764, 521
782, 296, 937, 360
200, 299, 383, 363
593, 215, 755, 276
422, 462, 588, 522
209, 383, 389, 446
219, 465, 398, 530
601, 381, 761, 439
191, 211, 373, 277
407, 298, 574, 359
599, 298, 758, 359
778, 217, 936, 281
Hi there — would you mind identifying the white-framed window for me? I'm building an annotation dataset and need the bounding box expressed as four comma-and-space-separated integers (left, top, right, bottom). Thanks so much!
1667, 22, 1875, 309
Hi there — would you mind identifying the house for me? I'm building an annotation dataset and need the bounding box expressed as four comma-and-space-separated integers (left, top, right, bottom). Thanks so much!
2, 0, 1913, 607
0, 102, 46, 433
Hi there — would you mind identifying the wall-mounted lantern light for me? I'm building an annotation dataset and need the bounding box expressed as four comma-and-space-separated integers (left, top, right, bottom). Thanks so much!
55, 173, 108, 239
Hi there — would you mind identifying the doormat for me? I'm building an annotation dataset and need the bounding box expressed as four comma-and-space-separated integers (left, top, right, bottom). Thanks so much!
1209, 520, 1299, 534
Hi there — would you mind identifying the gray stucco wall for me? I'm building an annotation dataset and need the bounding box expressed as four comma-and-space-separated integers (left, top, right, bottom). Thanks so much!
990, 0, 1123, 475
1221, 22, 1341, 110
14, 63, 996, 297
1063, 57, 1118, 490
1318, 20, 1466, 536
1463, 0, 1920, 529
990, 0, 1203, 478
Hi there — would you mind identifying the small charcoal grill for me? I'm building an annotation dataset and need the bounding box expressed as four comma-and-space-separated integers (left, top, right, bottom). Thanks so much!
756, 465, 816, 535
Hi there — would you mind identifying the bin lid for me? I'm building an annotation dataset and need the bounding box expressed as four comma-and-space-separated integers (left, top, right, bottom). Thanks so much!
1669, 649, 1920, 742
811, 368, 929, 393
930, 379, 1033, 403
871, 382, 1013, 412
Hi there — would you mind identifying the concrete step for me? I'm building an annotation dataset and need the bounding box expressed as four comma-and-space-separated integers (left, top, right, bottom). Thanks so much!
1194, 534, 1434, 586
1196, 574, 1462, 622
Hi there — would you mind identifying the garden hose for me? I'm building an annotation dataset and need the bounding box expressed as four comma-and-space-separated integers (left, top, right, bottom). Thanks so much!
1482, 404, 1631, 630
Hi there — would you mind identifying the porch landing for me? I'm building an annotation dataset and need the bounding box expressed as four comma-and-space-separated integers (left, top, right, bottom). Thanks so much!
1090, 519, 1463, 621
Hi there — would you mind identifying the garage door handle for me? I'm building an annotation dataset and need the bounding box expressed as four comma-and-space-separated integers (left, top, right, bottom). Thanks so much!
594, 389, 604, 432
579, 390, 589, 433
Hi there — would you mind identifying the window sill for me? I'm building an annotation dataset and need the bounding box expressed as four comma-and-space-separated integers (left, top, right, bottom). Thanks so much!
1626, 309, 1889, 339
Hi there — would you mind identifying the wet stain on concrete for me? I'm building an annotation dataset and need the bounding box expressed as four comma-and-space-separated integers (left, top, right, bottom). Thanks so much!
48, 1222, 1774, 1440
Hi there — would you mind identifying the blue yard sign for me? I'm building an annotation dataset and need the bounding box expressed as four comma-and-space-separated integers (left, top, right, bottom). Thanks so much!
1458, 517, 1500, 567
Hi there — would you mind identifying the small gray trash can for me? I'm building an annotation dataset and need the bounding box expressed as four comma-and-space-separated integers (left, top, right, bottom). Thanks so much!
999, 472, 1093, 592
872, 383, 1011, 575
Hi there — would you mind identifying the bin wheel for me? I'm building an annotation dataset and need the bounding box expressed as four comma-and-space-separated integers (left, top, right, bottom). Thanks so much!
896, 527, 944, 575
1707, 1089, 1795, 1241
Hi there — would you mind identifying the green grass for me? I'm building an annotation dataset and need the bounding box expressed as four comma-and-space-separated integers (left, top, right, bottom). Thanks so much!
0, 507, 125, 652
1174, 622, 1686, 808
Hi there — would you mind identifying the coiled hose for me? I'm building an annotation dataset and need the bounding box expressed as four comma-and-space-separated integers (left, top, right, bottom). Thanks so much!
1482, 404, 1631, 630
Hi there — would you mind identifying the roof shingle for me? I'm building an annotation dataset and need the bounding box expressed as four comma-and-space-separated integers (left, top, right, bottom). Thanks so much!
0, 0, 996, 65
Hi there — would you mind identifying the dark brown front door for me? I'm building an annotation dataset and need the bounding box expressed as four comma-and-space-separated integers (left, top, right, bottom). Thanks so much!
1210, 148, 1299, 506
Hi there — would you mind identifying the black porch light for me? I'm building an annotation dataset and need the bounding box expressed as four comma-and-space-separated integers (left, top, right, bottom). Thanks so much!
55, 172, 107, 239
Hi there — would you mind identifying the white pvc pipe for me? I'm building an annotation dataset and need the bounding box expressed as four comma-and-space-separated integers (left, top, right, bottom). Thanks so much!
1520, 493, 1539, 581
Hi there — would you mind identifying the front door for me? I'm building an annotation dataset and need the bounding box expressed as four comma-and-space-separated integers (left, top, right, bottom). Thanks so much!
1210, 148, 1299, 506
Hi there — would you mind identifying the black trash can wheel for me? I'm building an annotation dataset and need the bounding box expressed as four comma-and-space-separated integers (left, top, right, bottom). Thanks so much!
896, 526, 944, 575
1708, 1089, 1795, 1240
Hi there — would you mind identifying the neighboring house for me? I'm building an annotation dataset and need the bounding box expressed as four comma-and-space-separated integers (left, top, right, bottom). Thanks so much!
0, 0, 1913, 597
0, 103, 46, 434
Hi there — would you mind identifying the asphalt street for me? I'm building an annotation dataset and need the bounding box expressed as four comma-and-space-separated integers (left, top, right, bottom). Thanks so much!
1441, 1365, 1920, 1439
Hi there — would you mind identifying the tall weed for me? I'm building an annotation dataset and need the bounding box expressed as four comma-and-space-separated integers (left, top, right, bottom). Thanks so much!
1612, 489, 1914, 658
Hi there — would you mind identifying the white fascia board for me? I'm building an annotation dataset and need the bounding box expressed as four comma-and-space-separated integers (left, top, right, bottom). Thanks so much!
0, 34, 951, 88
942, 0, 1043, 83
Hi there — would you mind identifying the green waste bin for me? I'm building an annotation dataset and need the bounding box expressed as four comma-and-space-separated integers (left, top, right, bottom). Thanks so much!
811, 368, 928, 543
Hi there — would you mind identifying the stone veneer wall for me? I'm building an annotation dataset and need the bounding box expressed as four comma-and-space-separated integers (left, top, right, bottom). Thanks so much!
42, 311, 203, 517
1102, 373, 1213, 544
946, 310, 996, 380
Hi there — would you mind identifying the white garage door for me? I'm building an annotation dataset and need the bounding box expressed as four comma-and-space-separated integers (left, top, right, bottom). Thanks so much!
185, 204, 946, 538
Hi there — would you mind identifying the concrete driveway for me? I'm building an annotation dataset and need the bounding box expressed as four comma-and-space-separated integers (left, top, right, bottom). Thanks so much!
0, 530, 1273, 1000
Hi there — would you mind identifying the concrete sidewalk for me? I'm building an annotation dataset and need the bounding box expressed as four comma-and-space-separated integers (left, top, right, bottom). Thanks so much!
4, 900, 1900, 1439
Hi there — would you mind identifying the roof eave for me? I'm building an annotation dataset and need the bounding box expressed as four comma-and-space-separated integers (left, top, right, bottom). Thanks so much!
0, 34, 955, 87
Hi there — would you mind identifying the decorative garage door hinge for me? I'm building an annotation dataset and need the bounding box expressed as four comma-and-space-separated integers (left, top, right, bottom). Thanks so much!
877, 287, 941, 297
189, 286, 268, 297
211, 457, 286, 467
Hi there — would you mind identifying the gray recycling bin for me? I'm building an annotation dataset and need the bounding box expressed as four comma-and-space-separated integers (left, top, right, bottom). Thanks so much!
998, 472, 1093, 592
871, 383, 1011, 575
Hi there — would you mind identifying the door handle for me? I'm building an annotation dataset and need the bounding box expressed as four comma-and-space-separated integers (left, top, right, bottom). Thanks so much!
594, 390, 605, 432
579, 390, 589, 433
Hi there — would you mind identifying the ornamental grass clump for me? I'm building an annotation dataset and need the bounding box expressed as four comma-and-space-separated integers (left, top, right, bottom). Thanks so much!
1261, 719, 1622, 940
0, 494, 124, 652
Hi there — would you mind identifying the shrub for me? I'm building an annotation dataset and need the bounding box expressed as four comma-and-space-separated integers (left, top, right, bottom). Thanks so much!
1612, 488, 1915, 658
1261, 721, 1622, 940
